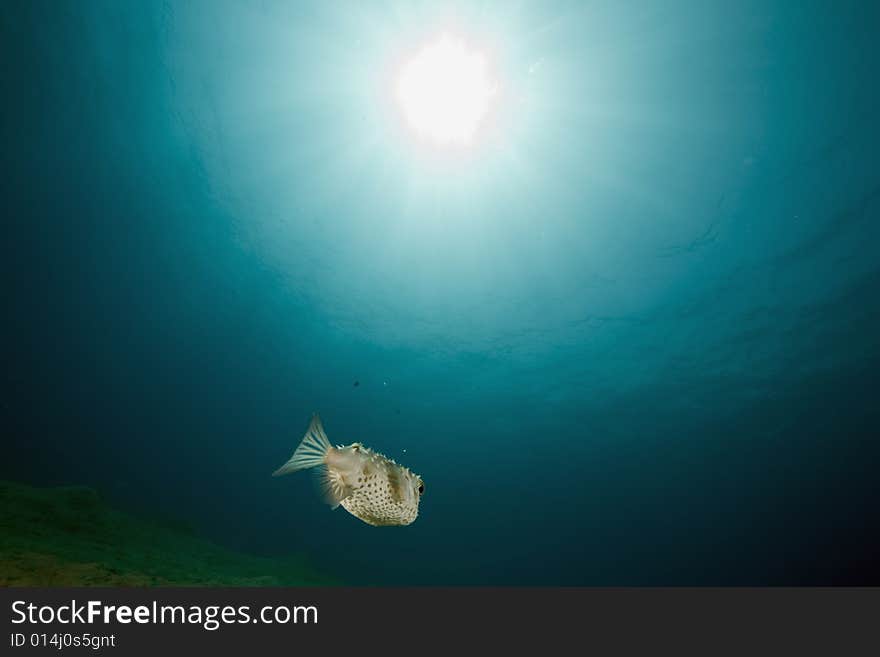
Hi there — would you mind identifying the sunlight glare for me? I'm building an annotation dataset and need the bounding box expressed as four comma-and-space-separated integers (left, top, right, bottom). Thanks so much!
396, 35, 497, 147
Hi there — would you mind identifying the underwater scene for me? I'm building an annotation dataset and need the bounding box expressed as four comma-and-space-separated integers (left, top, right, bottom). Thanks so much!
1, 1, 878, 586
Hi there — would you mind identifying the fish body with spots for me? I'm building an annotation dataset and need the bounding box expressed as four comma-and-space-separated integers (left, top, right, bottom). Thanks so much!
273, 414, 424, 527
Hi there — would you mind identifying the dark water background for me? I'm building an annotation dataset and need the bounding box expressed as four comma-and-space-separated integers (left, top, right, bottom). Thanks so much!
2, 1, 879, 585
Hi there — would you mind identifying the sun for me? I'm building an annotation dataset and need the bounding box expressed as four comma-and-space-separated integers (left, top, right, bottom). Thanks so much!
396, 35, 497, 147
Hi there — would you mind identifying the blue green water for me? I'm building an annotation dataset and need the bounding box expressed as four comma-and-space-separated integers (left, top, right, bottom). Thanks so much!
2, 0, 878, 585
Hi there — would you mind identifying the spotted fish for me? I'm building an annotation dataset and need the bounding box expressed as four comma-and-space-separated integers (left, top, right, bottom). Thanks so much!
272, 414, 424, 527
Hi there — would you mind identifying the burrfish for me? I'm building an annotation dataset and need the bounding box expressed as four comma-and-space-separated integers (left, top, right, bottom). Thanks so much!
272, 414, 424, 527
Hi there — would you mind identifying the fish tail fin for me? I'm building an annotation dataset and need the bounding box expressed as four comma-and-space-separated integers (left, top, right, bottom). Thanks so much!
272, 414, 332, 476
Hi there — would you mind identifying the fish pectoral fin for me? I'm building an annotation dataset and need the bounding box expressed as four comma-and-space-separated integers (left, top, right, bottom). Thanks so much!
386, 467, 404, 503
319, 467, 354, 509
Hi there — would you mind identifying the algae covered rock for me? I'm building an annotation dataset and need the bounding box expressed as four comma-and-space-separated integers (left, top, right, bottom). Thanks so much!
0, 480, 335, 586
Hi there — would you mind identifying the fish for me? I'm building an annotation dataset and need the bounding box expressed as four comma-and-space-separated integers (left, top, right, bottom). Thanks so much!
272, 414, 424, 527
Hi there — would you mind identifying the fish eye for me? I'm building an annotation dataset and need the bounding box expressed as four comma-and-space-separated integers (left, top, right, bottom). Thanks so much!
418, 482, 424, 495
352, 444, 360, 452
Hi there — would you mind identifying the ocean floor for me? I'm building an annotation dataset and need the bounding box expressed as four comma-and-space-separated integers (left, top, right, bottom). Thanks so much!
0, 480, 333, 586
